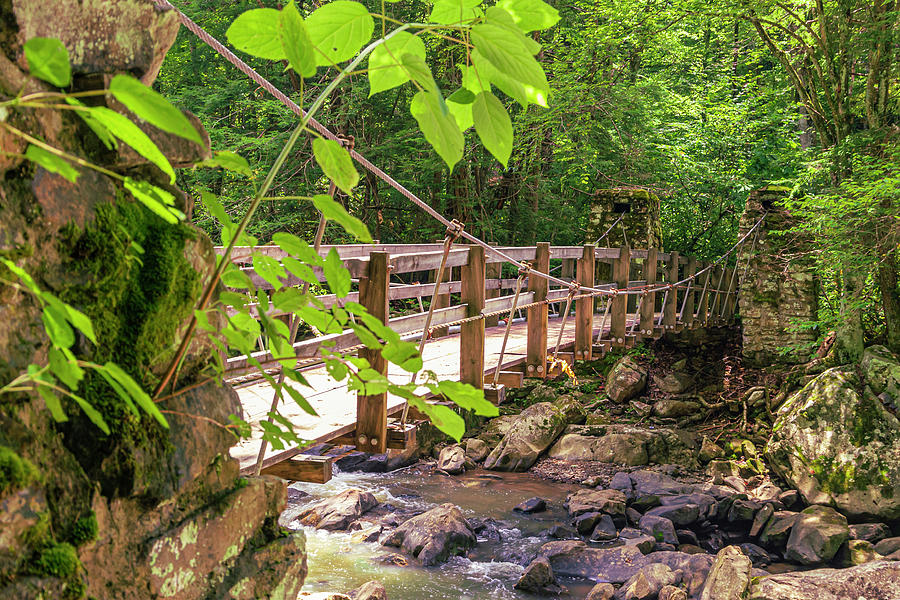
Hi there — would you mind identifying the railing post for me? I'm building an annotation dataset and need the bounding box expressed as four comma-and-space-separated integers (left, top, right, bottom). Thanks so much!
709, 265, 726, 324
682, 257, 697, 328
460, 245, 485, 389
526, 242, 550, 378
723, 267, 737, 322
664, 251, 679, 330
431, 266, 451, 338
639, 247, 658, 337
357, 251, 389, 454
698, 263, 712, 326
575, 244, 595, 361
611, 245, 630, 345
561, 258, 575, 281
485, 261, 502, 327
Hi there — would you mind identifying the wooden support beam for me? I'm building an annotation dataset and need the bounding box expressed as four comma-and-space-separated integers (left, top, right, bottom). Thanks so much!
723, 267, 737, 322
260, 455, 333, 484
664, 251, 679, 330
460, 246, 485, 389
575, 244, 595, 361
639, 248, 658, 337
332, 422, 417, 450
493, 370, 524, 388
708, 265, 725, 325
697, 263, 712, 327
682, 257, 697, 328
357, 251, 389, 454
484, 262, 502, 327
610, 245, 630, 345
430, 265, 452, 338
526, 242, 550, 378
484, 384, 506, 405
561, 258, 575, 280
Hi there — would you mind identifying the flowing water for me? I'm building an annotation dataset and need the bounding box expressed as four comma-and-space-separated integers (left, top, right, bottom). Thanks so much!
286, 467, 597, 599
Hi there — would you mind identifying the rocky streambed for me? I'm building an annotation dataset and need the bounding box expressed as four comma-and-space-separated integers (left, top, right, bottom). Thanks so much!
285, 340, 900, 600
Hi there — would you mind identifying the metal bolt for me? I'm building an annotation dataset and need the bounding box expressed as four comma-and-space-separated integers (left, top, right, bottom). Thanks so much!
370, 437, 379, 447
358, 435, 368, 445
527, 365, 535, 372
537, 365, 544, 373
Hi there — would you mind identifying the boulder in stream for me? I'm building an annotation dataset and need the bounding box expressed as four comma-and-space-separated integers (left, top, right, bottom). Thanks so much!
380, 503, 476, 566
484, 402, 567, 472
698, 545, 751, 600
514, 557, 567, 596
605, 356, 648, 402
297, 489, 378, 531
349, 580, 388, 600
746, 560, 900, 600
437, 445, 466, 474
783, 505, 849, 565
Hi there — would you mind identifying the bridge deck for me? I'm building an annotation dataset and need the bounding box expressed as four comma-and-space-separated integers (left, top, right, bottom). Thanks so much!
230, 313, 637, 472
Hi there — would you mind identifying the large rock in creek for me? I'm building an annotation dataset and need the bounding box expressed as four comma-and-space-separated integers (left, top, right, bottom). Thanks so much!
615, 563, 677, 600
605, 356, 648, 403
747, 560, 900, 600
547, 424, 697, 467
514, 557, 566, 596
437, 445, 466, 474
567, 489, 628, 517
698, 546, 752, 600
783, 505, 849, 565
484, 402, 567, 472
380, 503, 476, 565
766, 363, 900, 520
296, 489, 378, 531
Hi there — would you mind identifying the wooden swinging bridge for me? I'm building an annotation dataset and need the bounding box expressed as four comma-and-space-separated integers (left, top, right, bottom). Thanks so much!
220, 236, 757, 484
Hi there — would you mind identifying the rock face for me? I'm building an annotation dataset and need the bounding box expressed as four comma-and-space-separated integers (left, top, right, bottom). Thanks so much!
297, 489, 378, 531
484, 403, 567, 472
0, 2, 306, 598
514, 558, 566, 595
548, 424, 697, 467
747, 561, 900, 600
766, 364, 900, 520
567, 489, 627, 517
605, 357, 648, 402
437, 445, 466, 474
349, 580, 388, 600
699, 546, 751, 600
615, 564, 677, 600
784, 505, 849, 565
381, 504, 476, 565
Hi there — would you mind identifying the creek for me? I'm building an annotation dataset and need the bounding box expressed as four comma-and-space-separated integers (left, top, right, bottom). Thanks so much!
286, 466, 597, 599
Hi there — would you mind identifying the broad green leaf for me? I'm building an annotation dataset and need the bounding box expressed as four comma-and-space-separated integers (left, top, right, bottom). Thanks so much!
25, 145, 79, 183
282, 368, 312, 388
401, 53, 439, 96
429, 0, 482, 24
272, 232, 325, 265
24, 38, 71, 87
381, 339, 423, 372
296, 305, 342, 334
349, 323, 382, 349
101, 363, 168, 428
48, 347, 83, 391
96, 368, 139, 417
323, 248, 352, 298
312, 194, 373, 242
483, 6, 541, 54
89, 107, 175, 183
472, 91, 513, 167
447, 90, 474, 131
251, 252, 287, 290
230, 311, 262, 337
306, 1, 374, 66
433, 380, 498, 416
66, 98, 116, 150
410, 90, 464, 170
312, 138, 359, 195
472, 49, 546, 107
282, 256, 319, 284
283, 384, 318, 415
0, 257, 40, 294
44, 295, 97, 345
37, 385, 68, 423
199, 151, 252, 177
221, 266, 254, 289
273, 287, 310, 312
459, 63, 491, 95
124, 179, 183, 224
201, 190, 231, 225
42, 305, 74, 348
226, 9, 286, 60
470, 25, 549, 103
280, 0, 317, 78
325, 358, 348, 381
109, 75, 204, 145
496, 0, 560, 31
219, 292, 247, 309
368, 31, 427, 96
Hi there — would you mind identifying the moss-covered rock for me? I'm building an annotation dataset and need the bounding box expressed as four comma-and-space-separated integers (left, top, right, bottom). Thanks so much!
766, 367, 900, 519
484, 403, 567, 472
0, 445, 39, 495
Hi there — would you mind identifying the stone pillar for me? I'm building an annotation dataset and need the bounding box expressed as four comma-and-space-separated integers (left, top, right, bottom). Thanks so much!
587, 189, 662, 249
738, 186, 818, 366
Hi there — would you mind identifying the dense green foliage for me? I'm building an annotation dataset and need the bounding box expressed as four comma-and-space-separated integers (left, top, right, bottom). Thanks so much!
158, 0, 897, 353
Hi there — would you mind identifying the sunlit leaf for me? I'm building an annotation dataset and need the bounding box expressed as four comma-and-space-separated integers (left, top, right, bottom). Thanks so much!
312, 194, 373, 243
88, 106, 176, 183
368, 31, 427, 96
198, 151, 252, 177
226, 8, 286, 60
429, 0, 482, 24
25, 145, 78, 183
312, 138, 359, 195
109, 75, 204, 145
280, 0, 317, 78
496, 0, 559, 31
24, 37, 71, 87
323, 248, 352, 298
410, 90, 464, 170
472, 91, 513, 167
306, 1, 374, 66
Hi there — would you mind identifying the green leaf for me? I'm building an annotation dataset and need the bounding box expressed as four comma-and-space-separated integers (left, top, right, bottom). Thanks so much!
226, 9, 286, 60
109, 75, 204, 145
251, 252, 287, 290
448, 88, 475, 104
283, 384, 318, 416
219, 291, 247, 309
401, 53, 439, 96
42, 304, 74, 348
37, 385, 68, 423
221, 266, 254, 289
124, 179, 183, 224
96, 368, 138, 417
88, 107, 175, 183
69, 392, 111, 435
349, 323, 382, 349
496, 0, 560, 31
65, 98, 116, 149
433, 380, 498, 416
429, 0, 482, 24
459, 63, 491, 95
230, 311, 262, 337
101, 362, 168, 428
306, 1, 374, 66
368, 31, 427, 96
483, 6, 541, 54
471, 48, 546, 107
312, 138, 359, 195
199, 151, 252, 177
48, 347, 83, 391
472, 91, 513, 167
410, 90, 464, 170
282, 256, 319, 284
280, 0, 317, 78
272, 232, 325, 265
381, 340, 423, 372
24, 37, 71, 87
272, 287, 310, 313
447, 94, 474, 132
44, 295, 97, 345
312, 194, 373, 242
201, 190, 231, 224
323, 248, 352, 298
470, 25, 549, 104
24, 145, 79, 183
296, 306, 342, 334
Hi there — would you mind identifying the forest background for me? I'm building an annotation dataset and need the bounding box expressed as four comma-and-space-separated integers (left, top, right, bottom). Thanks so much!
157, 0, 899, 356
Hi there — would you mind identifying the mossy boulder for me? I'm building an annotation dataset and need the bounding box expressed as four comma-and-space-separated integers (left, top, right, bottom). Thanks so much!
766, 367, 900, 520
605, 356, 647, 403
484, 402, 567, 472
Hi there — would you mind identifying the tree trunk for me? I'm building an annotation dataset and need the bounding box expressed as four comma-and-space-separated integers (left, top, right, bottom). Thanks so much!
878, 254, 900, 353
834, 271, 866, 363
